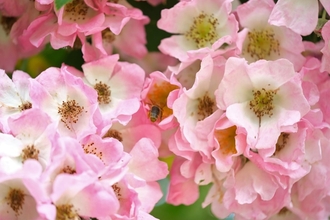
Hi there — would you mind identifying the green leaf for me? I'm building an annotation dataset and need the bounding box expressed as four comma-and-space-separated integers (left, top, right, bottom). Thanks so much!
54, 0, 73, 10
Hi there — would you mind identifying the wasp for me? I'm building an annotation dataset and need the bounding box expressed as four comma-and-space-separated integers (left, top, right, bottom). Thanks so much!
148, 104, 163, 122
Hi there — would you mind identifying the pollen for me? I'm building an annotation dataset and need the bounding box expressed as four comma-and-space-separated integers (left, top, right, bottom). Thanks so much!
18, 102, 32, 111
103, 129, 123, 142
58, 99, 85, 131
94, 82, 111, 104
146, 81, 179, 120
214, 126, 237, 155
102, 29, 116, 45
63, 0, 89, 23
82, 142, 104, 163
0, 16, 17, 35
112, 183, 122, 200
185, 11, 219, 49
21, 145, 39, 163
196, 92, 215, 121
244, 28, 280, 61
61, 165, 76, 174
56, 204, 78, 220
5, 188, 25, 216
274, 133, 290, 155
249, 88, 278, 120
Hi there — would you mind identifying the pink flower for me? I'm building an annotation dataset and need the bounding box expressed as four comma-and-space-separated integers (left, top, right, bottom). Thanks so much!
157, 0, 238, 61
128, 138, 168, 212
172, 55, 225, 157
0, 4, 43, 71
321, 21, 330, 74
141, 70, 180, 129
287, 129, 330, 219
0, 70, 33, 132
166, 157, 200, 205
101, 106, 162, 154
81, 54, 145, 125
0, 160, 47, 219
0, 109, 54, 173
42, 172, 119, 219
30, 66, 99, 140
269, 0, 330, 36
82, 16, 149, 62
235, 0, 305, 71
216, 58, 310, 153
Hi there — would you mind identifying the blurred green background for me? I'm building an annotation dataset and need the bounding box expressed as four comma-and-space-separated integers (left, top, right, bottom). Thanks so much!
151, 178, 229, 220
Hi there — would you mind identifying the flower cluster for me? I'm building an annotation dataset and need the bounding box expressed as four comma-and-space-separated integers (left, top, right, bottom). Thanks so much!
1, 0, 330, 219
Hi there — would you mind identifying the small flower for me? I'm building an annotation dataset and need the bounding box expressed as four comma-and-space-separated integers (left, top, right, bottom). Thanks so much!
157, 0, 238, 61
216, 58, 310, 152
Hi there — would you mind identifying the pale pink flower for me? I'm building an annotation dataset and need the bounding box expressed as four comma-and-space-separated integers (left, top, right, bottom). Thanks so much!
206, 161, 291, 220
235, 0, 305, 71
157, 0, 238, 61
81, 54, 145, 125
321, 21, 330, 74
0, 4, 43, 71
211, 115, 247, 173
287, 129, 330, 219
172, 55, 225, 157
127, 138, 168, 212
30, 66, 99, 140
0, 70, 33, 132
0, 160, 46, 219
246, 122, 310, 181
82, 17, 149, 62
0, 109, 55, 173
269, 0, 330, 36
40, 172, 119, 220
166, 157, 200, 205
101, 107, 162, 154
168, 59, 202, 90
216, 58, 310, 153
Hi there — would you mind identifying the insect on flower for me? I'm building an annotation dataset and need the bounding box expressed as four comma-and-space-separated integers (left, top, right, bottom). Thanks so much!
149, 104, 163, 122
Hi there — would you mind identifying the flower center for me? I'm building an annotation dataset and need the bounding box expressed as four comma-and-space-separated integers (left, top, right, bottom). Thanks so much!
58, 99, 85, 130
197, 92, 215, 121
112, 183, 123, 200
146, 81, 179, 120
82, 142, 105, 163
18, 102, 32, 111
56, 204, 78, 220
21, 145, 39, 162
63, 0, 90, 23
244, 28, 280, 60
185, 12, 219, 49
61, 165, 76, 174
5, 188, 25, 216
94, 82, 111, 105
102, 29, 116, 45
274, 132, 290, 155
0, 16, 17, 35
103, 129, 123, 142
249, 88, 278, 120
215, 126, 237, 155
